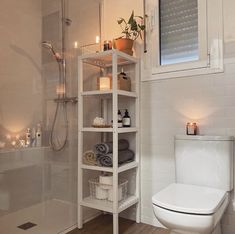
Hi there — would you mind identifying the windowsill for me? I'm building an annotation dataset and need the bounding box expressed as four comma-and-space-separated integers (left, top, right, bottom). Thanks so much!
142, 66, 224, 82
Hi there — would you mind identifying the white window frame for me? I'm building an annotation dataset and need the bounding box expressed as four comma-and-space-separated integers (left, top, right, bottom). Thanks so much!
143, 0, 224, 81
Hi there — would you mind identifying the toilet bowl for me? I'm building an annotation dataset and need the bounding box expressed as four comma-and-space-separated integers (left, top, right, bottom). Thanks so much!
152, 183, 229, 234
152, 135, 234, 234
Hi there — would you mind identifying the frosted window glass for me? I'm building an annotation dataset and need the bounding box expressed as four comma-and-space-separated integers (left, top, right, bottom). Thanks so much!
160, 0, 199, 65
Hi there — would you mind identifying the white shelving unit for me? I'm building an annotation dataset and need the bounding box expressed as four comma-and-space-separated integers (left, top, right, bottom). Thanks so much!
77, 49, 140, 234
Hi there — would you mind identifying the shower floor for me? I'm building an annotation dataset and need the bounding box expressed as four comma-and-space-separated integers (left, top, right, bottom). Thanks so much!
0, 199, 76, 234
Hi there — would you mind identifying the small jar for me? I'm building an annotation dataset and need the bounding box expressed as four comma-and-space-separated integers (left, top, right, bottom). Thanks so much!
186, 122, 197, 135
103, 40, 112, 51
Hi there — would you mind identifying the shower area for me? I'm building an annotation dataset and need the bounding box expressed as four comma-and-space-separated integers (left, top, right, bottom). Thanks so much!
0, 0, 101, 233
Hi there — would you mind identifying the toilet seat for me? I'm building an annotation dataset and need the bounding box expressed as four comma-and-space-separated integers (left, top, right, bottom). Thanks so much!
152, 183, 227, 215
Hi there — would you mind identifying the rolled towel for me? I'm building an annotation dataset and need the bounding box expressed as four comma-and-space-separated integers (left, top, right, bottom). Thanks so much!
83, 150, 98, 166
95, 139, 129, 154
97, 149, 135, 167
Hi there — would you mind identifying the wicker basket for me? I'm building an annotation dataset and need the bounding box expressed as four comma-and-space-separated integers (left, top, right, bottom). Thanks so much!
89, 177, 128, 202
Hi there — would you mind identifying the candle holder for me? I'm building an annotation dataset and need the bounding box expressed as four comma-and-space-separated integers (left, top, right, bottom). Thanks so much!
97, 76, 112, 91
186, 122, 197, 135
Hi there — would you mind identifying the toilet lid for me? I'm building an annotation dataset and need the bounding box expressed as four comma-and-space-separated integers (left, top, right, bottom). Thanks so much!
152, 183, 227, 215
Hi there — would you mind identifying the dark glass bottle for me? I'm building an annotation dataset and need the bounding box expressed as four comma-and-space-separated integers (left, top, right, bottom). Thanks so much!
118, 110, 123, 128
122, 109, 131, 127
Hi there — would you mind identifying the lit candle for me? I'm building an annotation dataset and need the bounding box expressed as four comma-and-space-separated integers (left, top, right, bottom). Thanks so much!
99, 76, 111, 91
20, 140, 26, 147
186, 122, 197, 135
56, 84, 65, 95
96, 36, 100, 44
74, 41, 78, 49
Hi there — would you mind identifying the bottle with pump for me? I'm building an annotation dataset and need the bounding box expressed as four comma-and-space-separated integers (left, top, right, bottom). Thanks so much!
36, 123, 42, 147
118, 110, 123, 128
31, 127, 36, 147
26, 128, 31, 147
122, 109, 131, 127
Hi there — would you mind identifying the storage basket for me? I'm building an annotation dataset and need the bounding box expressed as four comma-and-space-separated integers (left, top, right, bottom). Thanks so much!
89, 177, 128, 202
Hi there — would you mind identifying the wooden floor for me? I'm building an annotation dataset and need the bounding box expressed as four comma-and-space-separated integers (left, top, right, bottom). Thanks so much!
68, 215, 169, 234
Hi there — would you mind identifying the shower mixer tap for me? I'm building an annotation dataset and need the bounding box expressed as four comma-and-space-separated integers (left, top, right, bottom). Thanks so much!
54, 96, 78, 104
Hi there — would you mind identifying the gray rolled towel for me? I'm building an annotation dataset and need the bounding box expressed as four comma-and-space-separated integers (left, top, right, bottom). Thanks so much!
97, 149, 135, 167
95, 139, 129, 154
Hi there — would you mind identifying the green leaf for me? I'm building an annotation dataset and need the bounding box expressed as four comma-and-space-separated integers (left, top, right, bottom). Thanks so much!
128, 11, 134, 24
138, 24, 146, 30
131, 20, 138, 31
135, 16, 143, 19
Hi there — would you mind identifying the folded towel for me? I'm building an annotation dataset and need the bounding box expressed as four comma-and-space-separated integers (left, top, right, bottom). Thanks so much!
95, 139, 129, 154
83, 150, 98, 166
97, 149, 135, 167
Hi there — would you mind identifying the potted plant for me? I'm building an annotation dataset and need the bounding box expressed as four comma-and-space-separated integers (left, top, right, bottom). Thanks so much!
114, 11, 145, 56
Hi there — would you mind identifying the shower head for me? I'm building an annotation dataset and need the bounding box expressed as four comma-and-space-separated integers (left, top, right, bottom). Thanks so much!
42, 41, 62, 61
42, 41, 53, 50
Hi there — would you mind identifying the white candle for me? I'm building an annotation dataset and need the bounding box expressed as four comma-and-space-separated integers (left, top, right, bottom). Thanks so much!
74, 41, 78, 49
99, 77, 111, 91
96, 36, 100, 44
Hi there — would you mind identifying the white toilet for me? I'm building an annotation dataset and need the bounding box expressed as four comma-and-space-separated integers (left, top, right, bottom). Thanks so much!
152, 135, 234, 234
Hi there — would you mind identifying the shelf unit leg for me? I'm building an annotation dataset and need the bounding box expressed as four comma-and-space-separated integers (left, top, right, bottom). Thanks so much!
136, 202, 141, 223
77, 205, 83, 229
113, 213, 119, 234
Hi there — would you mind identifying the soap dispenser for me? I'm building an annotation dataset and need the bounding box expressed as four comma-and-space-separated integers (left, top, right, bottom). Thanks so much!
25, 128, 31, 147
36, 123, 42, 147
122, 109, 131, 127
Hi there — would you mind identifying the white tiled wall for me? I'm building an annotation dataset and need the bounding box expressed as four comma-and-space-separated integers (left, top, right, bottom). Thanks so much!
104, 0, 235, 233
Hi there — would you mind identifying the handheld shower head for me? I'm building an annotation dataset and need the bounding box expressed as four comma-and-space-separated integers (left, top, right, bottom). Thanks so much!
42, 41, 62, 62
42, 41, 53, 50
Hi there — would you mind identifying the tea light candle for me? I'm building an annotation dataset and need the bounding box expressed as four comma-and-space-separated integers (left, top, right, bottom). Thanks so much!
186, 122, 197, 135
99, 76, 111, 91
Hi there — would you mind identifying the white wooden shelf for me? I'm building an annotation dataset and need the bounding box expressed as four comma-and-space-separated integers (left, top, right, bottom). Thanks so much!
78, 50, 140, 234
81, 195, 139, 213
80, 49, 138, 68
81, 127, 113, 132
81, 161, 138, 173
81, 127, 138, 133
118, 127, 138, 133
81, 90, 137, 98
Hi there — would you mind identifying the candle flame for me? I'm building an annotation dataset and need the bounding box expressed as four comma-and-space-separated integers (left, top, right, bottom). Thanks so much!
96, 36, 100, 44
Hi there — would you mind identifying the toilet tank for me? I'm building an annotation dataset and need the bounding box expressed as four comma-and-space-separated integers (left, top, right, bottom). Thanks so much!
175, 135, 234, 191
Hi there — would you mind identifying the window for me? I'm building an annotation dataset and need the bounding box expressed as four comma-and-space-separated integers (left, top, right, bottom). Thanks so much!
145, 0, 223, 80
159, 0, 199, 65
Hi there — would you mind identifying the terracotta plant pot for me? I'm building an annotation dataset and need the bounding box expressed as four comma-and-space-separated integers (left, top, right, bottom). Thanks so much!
114, 38, 134, 56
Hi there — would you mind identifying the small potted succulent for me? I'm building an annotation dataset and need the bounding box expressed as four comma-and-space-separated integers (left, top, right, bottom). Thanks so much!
114, 11, 145, 56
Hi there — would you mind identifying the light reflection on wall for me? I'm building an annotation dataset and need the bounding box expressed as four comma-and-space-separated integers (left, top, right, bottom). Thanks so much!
176, 101, 217, 123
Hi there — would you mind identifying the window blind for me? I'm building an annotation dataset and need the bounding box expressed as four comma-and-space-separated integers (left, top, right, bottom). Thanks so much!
160, 0, 199, 65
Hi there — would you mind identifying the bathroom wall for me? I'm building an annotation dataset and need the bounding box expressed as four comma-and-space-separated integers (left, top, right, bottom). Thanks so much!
0, 0, 42, 140
103, 0, 235, 233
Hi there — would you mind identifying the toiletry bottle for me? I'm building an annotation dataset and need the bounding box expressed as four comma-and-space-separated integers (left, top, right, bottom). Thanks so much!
36, 123, 42, 147
26, 128, 31, 147
118, 110, 123, 128
122, 109, 131, 127
31, 127, 36, 147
